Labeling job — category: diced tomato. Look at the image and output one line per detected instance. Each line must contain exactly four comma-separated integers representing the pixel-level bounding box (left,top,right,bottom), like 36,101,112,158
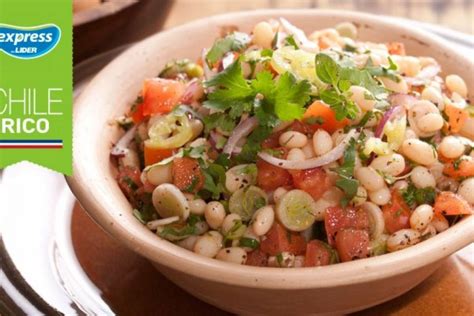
444,103,468,134
335,229,370,262
434,191,473,216
262,132,282,149
382,190,411,234
303,101,349,134
256,159,292,191
245,249,268,267
130,103,145,123
291,167,334,200
141,78,185,116
304,240,335,267
443,158,474,179
288,120,312,135
171,157,204,193
325,206,369,246
117,166,142,200
386,42,406,55
260,223,307,256
144,145,174,166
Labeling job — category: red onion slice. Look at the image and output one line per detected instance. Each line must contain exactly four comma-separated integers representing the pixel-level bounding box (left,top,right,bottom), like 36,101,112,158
111,126,137,157
257,129,358,170
223,116,258,155
374,105,404,138
181,79,203,105
279,18,318,53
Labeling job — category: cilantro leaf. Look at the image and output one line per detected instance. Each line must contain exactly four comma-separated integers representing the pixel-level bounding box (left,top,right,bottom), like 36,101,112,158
273,73,311,121
236,125,272,163
206,32,251,66
202,112,236,134
199,163,227,200
204,59,253,111
315,53,340,85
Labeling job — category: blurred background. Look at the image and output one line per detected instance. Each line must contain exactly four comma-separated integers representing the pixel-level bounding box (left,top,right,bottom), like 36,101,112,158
73,0,474,63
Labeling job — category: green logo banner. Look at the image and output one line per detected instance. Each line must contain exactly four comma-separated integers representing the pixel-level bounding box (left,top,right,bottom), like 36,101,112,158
0,0,72,174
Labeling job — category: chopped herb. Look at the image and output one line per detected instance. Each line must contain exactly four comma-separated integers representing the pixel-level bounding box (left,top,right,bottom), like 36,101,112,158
401,184,436,207
261,48,273,57
130,95,143,113
224,219,245,241
239,237,260,250
276,253,284,266
355,110,374,128
236,125,272,163
284,35,299,49
123,176,139,190
187,214,203,226
334,138,359,206
206,32,251,66
199,163,227,200
305,115,325,125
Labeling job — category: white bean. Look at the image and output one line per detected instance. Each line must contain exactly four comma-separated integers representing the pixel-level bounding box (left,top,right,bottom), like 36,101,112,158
429,161,445,182
379,75,408,94
279,131,308,148
194,221,209,235
204,201,226,229
387,229,421,252
189,199,206,215
370,153,406,176
313,129,334,156
410,166,436,189
431,214,449,233
120,149,140,168
355,167,385,191
301,142,316,159
152,184,190,220
273,187,288,204
287,148,306,161
216,247,247,265
421,224,437,239
368,186,391,206
335,22,357,39
445,74,468,99
177,235,198,251
393,180,409,191
146,164,173,186
401,139,438,166
392,56,421,77
458,178,474,204
421,86,444,109
438,136,465,159
410,204,434,231
252,21,274,48
252,206,275,236
225,164,255,193
416,113,444,133
349,86,376,111
193,235,221,258
459,117,474,140
207,231,224,248
221,214,242,235
352,186,368,206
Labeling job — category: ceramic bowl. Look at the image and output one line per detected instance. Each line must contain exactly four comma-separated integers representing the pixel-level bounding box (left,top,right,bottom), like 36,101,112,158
67,10,474,315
